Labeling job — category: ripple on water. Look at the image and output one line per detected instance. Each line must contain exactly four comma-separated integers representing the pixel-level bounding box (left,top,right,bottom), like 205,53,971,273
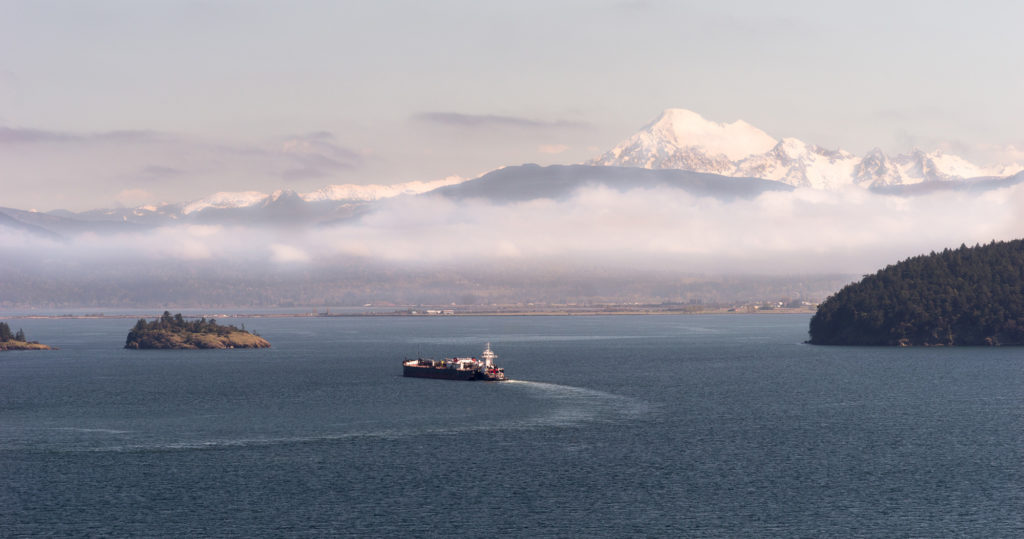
10,380,650,454
501,379,651,428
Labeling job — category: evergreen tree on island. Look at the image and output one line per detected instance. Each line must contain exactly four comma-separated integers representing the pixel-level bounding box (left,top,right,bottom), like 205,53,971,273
808,239,1024,346
0,322,52,350
125,311,270,349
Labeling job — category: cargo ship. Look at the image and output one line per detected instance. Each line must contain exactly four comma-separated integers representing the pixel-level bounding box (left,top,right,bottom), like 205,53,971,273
402,343,506,381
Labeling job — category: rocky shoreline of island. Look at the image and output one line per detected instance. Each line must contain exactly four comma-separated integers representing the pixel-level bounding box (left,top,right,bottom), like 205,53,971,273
125,312,271,350
0,340,54,351
0,321,54,351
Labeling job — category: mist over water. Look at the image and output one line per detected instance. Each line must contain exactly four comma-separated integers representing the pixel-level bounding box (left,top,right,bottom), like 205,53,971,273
12,184,1024,270
3,182,1023,306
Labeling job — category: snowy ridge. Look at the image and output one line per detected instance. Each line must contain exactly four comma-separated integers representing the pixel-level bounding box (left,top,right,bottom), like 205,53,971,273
301,176,465,202
591,109,1024,189
182,191,269,215
179,176,467,215
735,138,859,190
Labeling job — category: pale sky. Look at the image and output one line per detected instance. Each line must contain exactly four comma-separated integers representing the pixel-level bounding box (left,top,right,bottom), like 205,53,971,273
2,0,1023,211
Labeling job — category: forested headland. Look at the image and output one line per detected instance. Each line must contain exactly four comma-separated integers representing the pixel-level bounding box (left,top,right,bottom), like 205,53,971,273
0,321,53,350
125,311,271,349
809,239,1024,346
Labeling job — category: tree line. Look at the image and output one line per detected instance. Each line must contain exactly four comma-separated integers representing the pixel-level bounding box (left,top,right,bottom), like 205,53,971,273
809,239,1024,346
0,322,27,342
128,311,242,337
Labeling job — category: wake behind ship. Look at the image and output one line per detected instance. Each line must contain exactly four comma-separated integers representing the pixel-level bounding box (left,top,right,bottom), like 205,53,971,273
403,343,506,381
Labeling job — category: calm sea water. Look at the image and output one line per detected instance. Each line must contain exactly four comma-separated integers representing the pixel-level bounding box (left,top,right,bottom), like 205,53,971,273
1,314,1022,536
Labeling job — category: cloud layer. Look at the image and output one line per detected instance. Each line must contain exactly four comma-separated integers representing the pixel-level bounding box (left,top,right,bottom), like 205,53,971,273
316,184,1024,274
7,182,1024,279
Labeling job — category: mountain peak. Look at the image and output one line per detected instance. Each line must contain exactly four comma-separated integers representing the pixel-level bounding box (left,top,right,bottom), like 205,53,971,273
591,108,1024,190
646,108,715,132
643,109,778,161
590,109,778,171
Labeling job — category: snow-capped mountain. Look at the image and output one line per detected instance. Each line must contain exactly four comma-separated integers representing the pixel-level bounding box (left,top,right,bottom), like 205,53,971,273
7,108,1023,240
0,176,472,234
852,148,902,187
595,109,776,173
591,109,1023,189
735,138,859,190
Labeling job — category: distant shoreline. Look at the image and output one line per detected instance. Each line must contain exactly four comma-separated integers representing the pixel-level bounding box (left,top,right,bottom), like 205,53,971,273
2,307,816,320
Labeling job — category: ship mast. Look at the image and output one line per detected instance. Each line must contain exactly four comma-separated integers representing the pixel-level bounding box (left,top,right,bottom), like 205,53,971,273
482,342,497,368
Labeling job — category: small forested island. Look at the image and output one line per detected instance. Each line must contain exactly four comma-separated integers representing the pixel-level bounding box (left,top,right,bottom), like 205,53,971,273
0,321,53,351
125,311,271,349
809,239,1024,346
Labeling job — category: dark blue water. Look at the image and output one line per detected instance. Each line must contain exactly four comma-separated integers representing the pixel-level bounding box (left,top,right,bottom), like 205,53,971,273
2,315,1022,536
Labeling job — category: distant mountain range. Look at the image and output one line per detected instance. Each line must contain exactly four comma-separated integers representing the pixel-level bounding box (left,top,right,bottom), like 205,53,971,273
5,108,1023,308
0,177,463,237
590,109,1024,189
3,107,1023,239
0,165,795,238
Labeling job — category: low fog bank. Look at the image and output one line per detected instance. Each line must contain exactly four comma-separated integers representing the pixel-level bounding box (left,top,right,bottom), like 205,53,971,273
1,182,1021,308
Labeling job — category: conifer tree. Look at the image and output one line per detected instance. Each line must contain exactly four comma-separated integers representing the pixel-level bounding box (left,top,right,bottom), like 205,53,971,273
809,239,1024,346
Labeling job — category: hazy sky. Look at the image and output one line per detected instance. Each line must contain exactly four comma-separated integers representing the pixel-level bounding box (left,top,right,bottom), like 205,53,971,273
2,0,1023,211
